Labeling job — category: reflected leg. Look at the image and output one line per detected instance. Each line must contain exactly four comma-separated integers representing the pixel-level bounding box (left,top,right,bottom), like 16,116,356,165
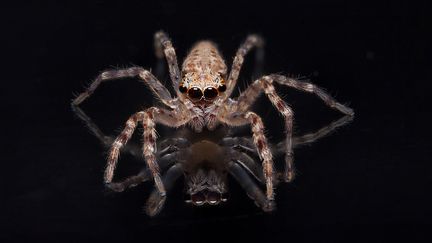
228,162,275,212
106,151,183,192
145,163,184,217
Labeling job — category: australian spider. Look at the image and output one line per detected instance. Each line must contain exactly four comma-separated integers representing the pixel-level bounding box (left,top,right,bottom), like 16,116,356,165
72,31,354,211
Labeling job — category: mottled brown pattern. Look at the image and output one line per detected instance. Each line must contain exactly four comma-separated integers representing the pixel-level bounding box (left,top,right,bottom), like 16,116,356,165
72,31,354,212
182,41,227,75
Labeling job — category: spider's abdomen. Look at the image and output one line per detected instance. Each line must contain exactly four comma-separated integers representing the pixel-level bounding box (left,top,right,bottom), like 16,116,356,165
182,41,227,76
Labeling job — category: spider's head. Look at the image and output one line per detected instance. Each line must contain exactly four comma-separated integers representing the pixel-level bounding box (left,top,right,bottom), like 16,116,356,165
185,169,228,206
179,71,227,103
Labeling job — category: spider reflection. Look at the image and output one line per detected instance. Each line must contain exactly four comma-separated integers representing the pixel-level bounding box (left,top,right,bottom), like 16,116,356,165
72,106,352,216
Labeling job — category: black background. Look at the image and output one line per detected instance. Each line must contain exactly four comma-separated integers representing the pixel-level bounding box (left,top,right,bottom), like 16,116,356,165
2,1,431,242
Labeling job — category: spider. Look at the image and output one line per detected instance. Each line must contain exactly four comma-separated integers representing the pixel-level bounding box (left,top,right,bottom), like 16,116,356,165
72,31,354,209
72,105,352,216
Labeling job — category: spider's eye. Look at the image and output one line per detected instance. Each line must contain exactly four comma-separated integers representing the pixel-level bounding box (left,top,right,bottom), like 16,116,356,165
179,85,187,93
206,191,221,205
204,87,218,100
218,84,227,92
188,87,203,100
191,191,206,206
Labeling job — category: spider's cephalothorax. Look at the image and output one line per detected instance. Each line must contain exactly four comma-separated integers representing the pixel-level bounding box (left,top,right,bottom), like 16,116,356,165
72,31,354,214
179,41,228,103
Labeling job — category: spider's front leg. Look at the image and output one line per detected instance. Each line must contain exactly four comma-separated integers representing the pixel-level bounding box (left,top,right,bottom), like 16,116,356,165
220,111,275,200
72,67,176,109
153,31,182,97
106,107,187,196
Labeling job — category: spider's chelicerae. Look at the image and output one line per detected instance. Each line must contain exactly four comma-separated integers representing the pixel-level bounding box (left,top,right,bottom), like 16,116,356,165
72,31,354,212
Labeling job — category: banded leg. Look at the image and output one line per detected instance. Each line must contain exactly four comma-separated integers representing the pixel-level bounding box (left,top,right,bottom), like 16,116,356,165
225,34,265,97
107,107,187,196
270,74,354,115
208,35,265,121
106,151,183,192
145,163,184,217
233,74,354,116
228,161,275,212
154,31,182,96
221,111,275,200
72,67,174,108
105,111,145,184
232,75,354,181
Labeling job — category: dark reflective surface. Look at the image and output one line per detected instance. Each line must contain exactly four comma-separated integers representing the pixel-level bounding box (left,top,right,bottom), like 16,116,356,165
3,1,431,242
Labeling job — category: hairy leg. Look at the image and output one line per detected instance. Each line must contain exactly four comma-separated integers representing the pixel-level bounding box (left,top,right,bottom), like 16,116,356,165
234,74,354,116
231,75,354,182
154,31,182,97
228,161,275,212
105,111,145,183
207,35,265,125
72,67,175,108
145,163,184,217
220,111,275,200
226,34,265,97
106,107,188,196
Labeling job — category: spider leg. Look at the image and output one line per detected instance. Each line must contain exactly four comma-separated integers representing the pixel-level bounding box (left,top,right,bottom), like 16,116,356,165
233,74,354,116
271,74,354,115
72,67,175,108
107,107,188,196
72,105,143,158
225,34,265,97
220,111,275,200
226,147,265,183
145,163,184,217
231,75,354,182
228,161,275,212
279,114,354,150
105,111,145,183
106,150,183,192
207,35,264,123
154,31,182,97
